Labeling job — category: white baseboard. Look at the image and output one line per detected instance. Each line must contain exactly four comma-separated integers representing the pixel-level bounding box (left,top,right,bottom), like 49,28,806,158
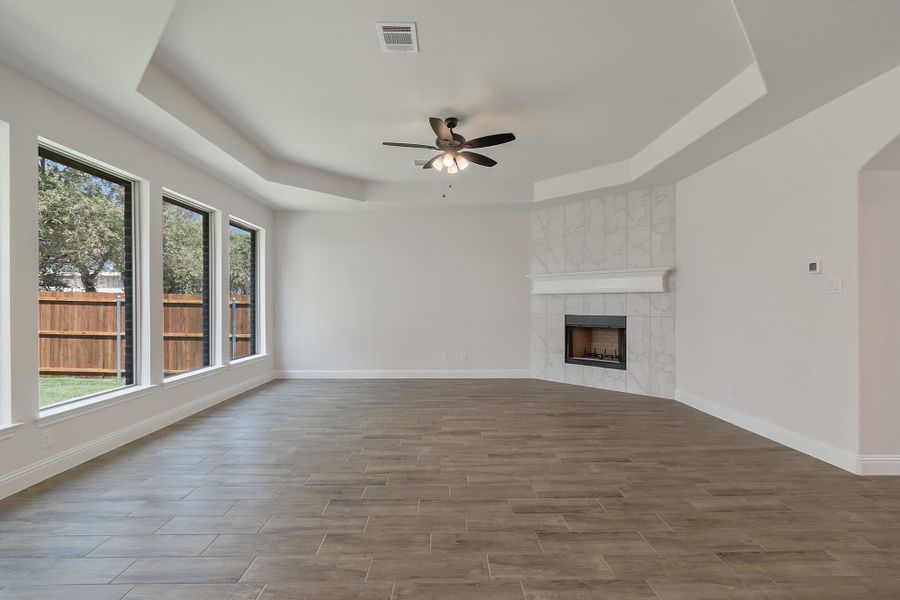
277,369,532,379
674,389,864,475
0,371,275,501
857,454,900,476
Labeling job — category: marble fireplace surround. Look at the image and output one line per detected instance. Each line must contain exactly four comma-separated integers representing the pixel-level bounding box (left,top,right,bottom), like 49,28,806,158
530,185,676,399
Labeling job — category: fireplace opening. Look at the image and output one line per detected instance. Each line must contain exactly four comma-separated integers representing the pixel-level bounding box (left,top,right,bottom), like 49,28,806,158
565,315,626,370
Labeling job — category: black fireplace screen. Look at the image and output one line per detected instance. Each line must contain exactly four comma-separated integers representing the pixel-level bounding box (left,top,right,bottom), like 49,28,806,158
564,314,626,370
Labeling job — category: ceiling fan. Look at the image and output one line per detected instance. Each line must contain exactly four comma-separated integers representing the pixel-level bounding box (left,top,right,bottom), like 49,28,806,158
383,117,516,173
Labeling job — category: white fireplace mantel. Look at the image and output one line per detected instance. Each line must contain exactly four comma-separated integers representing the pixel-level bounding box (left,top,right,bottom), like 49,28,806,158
528,267,671,295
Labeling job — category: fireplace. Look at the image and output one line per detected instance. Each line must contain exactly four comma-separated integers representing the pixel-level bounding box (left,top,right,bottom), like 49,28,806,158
565,315,626,370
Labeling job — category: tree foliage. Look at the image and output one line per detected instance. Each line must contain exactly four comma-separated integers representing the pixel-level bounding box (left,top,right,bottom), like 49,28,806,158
162,202,205,294
38,157,125,292
38,156,254,297
230,226,253,295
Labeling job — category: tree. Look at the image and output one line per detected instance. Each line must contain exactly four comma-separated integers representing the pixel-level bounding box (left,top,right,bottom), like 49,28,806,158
230,227,253,295
162,203,204,294
38,157,125,292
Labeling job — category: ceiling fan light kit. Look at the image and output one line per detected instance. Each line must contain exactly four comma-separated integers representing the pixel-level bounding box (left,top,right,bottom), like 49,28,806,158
383,117,515,174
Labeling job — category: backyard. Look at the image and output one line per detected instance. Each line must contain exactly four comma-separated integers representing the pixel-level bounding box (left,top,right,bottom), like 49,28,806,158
39,377,124,408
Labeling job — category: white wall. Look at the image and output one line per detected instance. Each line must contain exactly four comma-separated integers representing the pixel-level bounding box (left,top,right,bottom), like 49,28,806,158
0,62,276,499
275,209,530,376
676,63,900,472
859,170,900,459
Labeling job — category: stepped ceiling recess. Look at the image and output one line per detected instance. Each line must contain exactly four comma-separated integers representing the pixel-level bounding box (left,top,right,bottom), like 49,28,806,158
2,1,900,209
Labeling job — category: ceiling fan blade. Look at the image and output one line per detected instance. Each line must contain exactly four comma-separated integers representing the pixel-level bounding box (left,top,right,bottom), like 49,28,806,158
383,142,438,150
429,117,453,142
464,132,516,149
423,154,444,169
459,151,497,167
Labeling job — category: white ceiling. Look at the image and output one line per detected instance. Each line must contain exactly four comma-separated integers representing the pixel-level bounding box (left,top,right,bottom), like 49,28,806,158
154,0,753,184
1,1,900,209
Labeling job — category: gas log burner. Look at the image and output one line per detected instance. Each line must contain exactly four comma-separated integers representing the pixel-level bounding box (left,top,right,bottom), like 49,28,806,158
564,315,626,370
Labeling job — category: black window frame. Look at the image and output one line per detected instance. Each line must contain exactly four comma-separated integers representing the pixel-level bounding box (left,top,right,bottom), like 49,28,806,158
229,221,257,360
162,195,212,375
37,146,136,400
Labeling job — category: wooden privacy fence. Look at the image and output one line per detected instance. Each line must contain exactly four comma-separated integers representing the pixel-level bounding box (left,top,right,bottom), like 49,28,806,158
39,291,252,377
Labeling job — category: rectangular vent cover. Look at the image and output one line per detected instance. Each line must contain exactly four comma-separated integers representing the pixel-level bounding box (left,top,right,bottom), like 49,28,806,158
377,22,418,53
413,159,430,167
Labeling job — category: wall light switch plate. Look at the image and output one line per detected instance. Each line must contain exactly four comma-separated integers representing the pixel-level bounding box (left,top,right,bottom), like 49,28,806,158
828,277,843,293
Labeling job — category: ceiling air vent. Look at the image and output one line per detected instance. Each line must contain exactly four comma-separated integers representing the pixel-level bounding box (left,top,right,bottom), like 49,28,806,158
376,22,418,53
413,159,430,167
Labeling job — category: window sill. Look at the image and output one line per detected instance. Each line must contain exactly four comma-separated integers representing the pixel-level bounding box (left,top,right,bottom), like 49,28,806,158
228,353,270,369
0,422,23,441
37,384,156,428
163,365,226,389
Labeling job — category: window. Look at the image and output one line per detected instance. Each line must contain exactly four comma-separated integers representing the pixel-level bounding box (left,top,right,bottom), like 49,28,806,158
38,147,134,408
163,197,211,377
229,221,257,360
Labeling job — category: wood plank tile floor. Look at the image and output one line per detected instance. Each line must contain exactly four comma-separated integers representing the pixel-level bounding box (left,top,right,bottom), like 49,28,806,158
1,378,899,599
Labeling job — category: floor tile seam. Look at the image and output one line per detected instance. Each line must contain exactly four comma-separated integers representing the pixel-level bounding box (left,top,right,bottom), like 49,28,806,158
364,555,374,582
233,554,258,585
635,530,659,554
741,531,777,552
197,533,220,557
256,515,273,535
586,547,617,580
108,557,140,585
313,533,327,557
252,582,267,600
643,576,665,600
176,486,199,501
74,534,114,557
150,516,175,535
534,530,546,555
838,529,884,551
652,511,676,532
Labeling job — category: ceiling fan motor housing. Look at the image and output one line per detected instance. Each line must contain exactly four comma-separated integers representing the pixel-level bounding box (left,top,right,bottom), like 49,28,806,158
437,133,466,150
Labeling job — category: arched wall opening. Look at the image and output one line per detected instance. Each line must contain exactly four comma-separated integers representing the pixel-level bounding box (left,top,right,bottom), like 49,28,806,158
859,135,900,464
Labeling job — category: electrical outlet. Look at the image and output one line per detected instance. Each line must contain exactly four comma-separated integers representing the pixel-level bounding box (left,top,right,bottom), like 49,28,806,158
40,429,52,449
441,352,448,361
460,351,468,361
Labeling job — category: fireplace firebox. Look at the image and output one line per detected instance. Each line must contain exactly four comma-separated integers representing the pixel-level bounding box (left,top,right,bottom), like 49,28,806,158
565,315,626,370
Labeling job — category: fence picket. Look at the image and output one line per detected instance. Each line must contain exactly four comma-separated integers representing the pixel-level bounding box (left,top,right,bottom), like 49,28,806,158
39,291,251,376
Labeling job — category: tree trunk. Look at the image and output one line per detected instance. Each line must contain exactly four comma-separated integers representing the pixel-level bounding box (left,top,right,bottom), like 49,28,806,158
80,269,98,293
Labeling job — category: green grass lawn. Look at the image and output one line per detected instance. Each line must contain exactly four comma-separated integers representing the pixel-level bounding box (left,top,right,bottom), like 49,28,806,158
39,377,124,408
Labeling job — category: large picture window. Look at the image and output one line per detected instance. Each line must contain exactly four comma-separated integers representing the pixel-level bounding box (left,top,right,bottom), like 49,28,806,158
38,147,134,408
163,197,211,376
229,221,257,360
